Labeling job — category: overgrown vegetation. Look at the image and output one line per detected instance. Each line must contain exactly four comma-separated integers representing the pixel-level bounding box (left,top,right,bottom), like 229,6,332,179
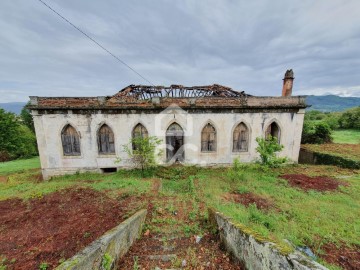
2,156,359,269
255,136,286,167
198,164,359,269
123,136,162,177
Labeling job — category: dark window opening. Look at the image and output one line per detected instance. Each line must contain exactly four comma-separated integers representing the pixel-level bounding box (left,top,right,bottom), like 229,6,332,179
166,123,184,162
101,167,117,173
265,122,280,142
201,123,216,152
61,124,81,156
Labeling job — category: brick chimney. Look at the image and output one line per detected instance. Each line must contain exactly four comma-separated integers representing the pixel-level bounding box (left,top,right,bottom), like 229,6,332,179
282,69,294,96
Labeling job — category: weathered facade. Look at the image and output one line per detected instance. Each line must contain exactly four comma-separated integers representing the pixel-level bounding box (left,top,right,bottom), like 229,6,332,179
29,70,306,180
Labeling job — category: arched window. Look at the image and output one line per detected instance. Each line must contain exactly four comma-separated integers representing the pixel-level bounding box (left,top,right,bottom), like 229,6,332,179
166,123,184,161
265,122,280,142
98,124,115,154
201,123,216,152
233,123,249,152
61,124,81,156
132,123,148,139
132,123,148,150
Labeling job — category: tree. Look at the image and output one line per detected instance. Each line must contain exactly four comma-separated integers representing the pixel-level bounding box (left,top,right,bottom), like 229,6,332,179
301,122,332,144
0,108,37,161
255,136,286,167
20,102,35,132
123,136,162,177
338,107,360,130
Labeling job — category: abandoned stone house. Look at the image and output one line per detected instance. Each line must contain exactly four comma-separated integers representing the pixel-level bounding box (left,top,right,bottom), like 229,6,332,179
29,70,306,180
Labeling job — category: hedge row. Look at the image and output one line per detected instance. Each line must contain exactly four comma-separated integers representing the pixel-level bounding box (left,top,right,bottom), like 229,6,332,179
313,152,360,169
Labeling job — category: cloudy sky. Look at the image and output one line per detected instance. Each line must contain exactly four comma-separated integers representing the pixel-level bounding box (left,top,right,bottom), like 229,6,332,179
1,0,360,102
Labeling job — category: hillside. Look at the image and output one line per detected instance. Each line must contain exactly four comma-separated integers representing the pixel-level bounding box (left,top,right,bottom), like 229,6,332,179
306,95,360,112
0,102,26,114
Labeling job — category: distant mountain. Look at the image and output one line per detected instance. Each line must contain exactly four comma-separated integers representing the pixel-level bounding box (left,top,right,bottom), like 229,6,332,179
305,95,360,112
0,102,27,114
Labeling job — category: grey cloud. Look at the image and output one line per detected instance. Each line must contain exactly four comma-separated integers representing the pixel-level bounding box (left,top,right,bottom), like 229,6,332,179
0,0,360,102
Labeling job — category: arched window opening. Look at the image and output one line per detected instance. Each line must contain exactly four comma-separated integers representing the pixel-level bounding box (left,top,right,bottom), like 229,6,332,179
166,123,184,161
201,123,216,152
61,125,81,156
98,124,115,154
265,122,280,142
233,123,249,152
132,123,148,150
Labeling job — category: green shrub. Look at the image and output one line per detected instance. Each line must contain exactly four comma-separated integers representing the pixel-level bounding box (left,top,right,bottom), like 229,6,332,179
123,136,162,177
255,136,286,167
338,107,360,130
301,122,332,144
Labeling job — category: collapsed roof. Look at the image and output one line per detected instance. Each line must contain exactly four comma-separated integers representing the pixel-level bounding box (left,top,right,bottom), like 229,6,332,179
28,84,307,111
114,84,247,100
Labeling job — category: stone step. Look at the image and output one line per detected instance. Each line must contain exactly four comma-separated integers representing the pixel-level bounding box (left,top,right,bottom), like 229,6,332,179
137,244,176,252
134,254,177,262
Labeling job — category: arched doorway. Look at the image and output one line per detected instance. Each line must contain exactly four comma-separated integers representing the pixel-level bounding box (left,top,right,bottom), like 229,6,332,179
166,123,184,162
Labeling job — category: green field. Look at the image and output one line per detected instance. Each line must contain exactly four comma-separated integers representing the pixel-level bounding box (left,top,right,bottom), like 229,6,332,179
1,159,359,269
0,157,40,175
332,129,360,144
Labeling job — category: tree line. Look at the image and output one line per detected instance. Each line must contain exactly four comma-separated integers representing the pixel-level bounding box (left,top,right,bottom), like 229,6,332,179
0,103,37,161
301,106,360,144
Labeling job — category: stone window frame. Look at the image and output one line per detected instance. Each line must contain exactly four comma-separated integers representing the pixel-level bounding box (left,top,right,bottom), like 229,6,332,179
61,124,81,156
201,122,217,152
232,122,249,152
265,121,281,143
132,123,149,150
97,124,116,155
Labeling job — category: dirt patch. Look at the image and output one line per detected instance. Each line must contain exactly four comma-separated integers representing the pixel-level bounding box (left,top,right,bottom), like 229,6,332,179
280,174,347,192
0,188,139,270
225,192,274,211
0,175,7,183
119,234,241,269
319,243,360,270
118,194,241,269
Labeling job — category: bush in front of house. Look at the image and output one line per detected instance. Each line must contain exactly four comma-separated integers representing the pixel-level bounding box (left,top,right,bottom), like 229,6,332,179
255,136,287,167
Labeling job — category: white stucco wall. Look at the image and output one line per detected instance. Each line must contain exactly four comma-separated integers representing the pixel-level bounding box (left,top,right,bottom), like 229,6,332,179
32,108,305,179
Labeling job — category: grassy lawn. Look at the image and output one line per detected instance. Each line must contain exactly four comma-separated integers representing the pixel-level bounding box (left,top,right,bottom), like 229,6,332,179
197,165,359,242
1,158,359,269
0,156,40,175
0,167,150,201
332,129,360,144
